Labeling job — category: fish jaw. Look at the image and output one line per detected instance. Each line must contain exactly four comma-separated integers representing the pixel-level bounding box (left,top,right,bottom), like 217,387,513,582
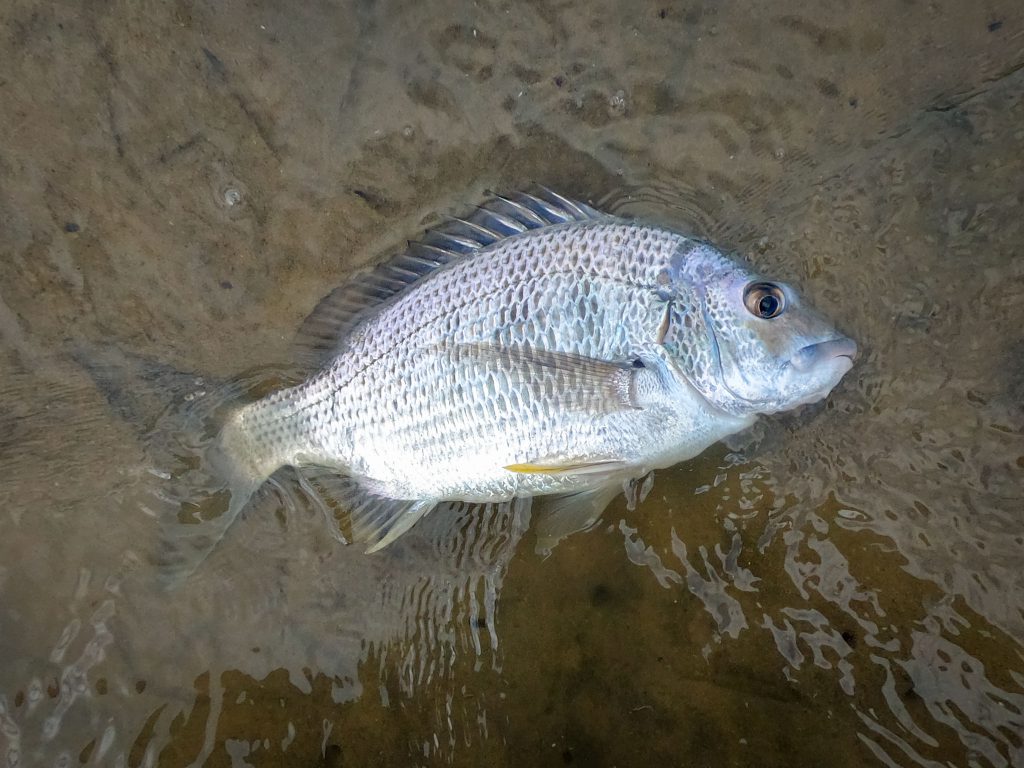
781,343,857,409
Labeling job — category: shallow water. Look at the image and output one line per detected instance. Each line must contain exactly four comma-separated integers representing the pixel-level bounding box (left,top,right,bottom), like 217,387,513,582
2,0,1023,765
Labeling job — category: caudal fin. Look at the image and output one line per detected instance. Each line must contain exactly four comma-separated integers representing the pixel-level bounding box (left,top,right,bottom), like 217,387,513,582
66,341,293,587
154,483,260,589
144,372,290,589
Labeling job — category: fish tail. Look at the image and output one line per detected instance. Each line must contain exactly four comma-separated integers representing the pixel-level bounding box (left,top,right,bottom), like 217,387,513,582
211,406,276,489
156,478,260,589
150,383,289,589
65,339,299,586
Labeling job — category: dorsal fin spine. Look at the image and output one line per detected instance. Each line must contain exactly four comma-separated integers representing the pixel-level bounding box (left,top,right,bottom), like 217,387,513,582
473,207,527,234
451,217,501,242
493,195,548,226
293,188,607,370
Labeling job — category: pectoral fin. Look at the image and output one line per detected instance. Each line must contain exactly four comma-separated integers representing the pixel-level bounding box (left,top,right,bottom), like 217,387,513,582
451,343,643,414
534,483,623,556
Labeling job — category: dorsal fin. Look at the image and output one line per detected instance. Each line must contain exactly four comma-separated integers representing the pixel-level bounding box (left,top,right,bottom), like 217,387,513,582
294,188,605,369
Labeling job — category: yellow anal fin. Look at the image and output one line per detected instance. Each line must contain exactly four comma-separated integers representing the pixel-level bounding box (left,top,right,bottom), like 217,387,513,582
504,459,628,476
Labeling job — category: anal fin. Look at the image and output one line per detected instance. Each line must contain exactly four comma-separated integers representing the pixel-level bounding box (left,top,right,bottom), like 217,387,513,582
300,468,438,553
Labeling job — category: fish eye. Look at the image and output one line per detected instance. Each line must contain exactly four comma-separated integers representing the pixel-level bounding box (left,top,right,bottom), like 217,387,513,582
743,282,786,319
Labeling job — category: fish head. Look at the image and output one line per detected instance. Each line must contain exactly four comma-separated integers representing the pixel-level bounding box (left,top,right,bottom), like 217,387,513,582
659,243,857,416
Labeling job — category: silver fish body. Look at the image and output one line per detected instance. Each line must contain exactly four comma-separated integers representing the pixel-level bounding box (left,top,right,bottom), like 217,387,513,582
215,190,855,552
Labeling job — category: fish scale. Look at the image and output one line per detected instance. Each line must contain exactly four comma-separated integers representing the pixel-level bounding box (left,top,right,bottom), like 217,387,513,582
327,229,675,469
204,188,855,560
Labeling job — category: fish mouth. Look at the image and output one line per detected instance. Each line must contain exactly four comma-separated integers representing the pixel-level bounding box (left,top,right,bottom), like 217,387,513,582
790,337,859,372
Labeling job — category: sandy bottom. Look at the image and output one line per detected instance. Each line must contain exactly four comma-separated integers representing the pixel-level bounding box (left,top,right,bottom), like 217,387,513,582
1,0,1022,765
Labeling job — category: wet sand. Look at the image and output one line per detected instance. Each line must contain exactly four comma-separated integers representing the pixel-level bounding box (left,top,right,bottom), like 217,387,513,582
1,0,1023,765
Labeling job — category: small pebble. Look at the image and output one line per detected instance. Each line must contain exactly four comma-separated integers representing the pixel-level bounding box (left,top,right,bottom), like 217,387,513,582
608,89,627,117
64,222,80,233
223,187,242,207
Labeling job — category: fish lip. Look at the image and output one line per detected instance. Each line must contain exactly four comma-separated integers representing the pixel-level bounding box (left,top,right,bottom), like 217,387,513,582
790,337,859,372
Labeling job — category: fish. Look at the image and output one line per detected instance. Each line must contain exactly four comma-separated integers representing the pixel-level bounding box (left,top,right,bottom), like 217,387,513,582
181,188,856,572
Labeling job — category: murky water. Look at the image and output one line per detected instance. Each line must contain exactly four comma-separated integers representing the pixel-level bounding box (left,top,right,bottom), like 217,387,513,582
2,0,1023,765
